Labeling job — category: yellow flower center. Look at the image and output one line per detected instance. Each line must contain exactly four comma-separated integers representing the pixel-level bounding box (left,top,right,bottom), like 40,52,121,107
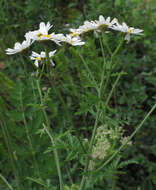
37,33,43,39
128,28,133,33
62,37,66,41
98,24,108,31
86,26,89,31
36,57,41,60
72,32,78,37
70,40,73,44
43,34,51,38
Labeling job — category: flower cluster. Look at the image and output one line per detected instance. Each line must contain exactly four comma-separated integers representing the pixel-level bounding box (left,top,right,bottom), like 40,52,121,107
6,22,86,66
6,15,143,67
89,125,132,170
69,15,143,41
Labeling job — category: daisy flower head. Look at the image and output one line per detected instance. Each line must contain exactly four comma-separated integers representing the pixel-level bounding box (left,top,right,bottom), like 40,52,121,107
78,20,98,35
25,22,53,41
63,35,85,46
50,33,66,45
95,15,118,31
69,28,83,38
30,50,57,67
6,35,33,55
111,22,143,42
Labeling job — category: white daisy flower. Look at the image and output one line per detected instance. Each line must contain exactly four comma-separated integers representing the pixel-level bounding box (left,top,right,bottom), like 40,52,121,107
69,28,83,38
25,22,64,45
25,22,53,41
78,21,98,34
30,50,56,67
50,33,65,45
62,35,85,46
95,15,118,30
6,36,33,55
111,22,143,42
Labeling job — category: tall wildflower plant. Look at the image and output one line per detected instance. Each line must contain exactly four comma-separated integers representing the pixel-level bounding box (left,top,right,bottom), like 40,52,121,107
5,15,156,189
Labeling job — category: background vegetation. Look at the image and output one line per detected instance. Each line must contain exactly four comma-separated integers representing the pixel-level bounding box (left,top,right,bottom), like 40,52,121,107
0,0,156,189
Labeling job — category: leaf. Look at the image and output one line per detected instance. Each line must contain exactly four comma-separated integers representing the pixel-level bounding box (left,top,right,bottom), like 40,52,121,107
27,177,51,189
7,111,23,122
118,159,139,169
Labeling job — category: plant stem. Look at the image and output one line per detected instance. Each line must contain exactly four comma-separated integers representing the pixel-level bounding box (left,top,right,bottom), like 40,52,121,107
36,79,64,190
103,39,123,93
44,69,87,154
0,173,14,190
19,89,40,178
43,123,64,190
79,105,101,189
102,33,112,56
112,177,116,190
0,120,21,190
102,71,123,121
79,53,98,90
79,39,106,189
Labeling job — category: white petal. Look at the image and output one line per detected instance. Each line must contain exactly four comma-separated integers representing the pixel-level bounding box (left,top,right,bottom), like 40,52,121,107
40,52,46,58
39,22,48,34
14,42,21,49
122,22,128,31
39,22,45,29
34,60,39,67
106,17,110,23
33,51,40,57
50,59,55,66
125,34,130,42
99,15,105,22
30,56,36,60
49,50,57,57
46,22,53,30
111,18,118,25
6,48,17,55
133,29,143,34
73,41,85,46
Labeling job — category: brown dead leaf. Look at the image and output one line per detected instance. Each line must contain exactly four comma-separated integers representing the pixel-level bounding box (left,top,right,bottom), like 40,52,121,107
0,62,5,70
145,0,150,3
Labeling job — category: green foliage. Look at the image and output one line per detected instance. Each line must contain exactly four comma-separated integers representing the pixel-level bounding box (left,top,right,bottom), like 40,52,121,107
0,0,156,189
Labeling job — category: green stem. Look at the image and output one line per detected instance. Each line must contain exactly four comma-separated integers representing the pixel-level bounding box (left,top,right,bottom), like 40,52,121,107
112,177,116,190
103,39,123,93
98,36,106,97
79,105,101,189
102,33,112,56
105,72,123,107
43,123,63,190
45,48,51,75
0,173,14,190
19,90,40,178
79,39,106,189
44,70,87,154
0,120,21,190
96,102,156,172
27,177,52,190
36,79,64,190
79,53,98,90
